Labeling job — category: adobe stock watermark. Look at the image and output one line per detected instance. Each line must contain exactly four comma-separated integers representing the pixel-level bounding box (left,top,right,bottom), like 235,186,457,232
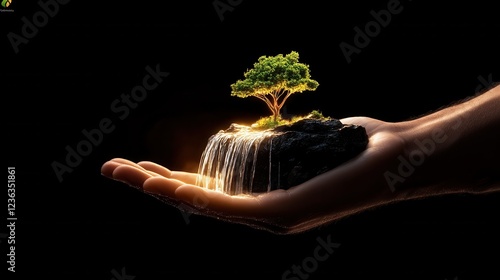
340,0,412,64
7,0,70,54
213,0,243,22
51,64,169,182
384,123,456,192
178,191,209,225
282,234,340,280
384,73,494,192
475,73,495,94
111,267,135,280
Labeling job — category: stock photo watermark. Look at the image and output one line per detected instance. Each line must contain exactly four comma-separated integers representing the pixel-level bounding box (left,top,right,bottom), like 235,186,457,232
384,73,495,192
282,234,340,280
384,124,454,192
340,0,412,64
178,192,209,225
51,64,169,182
213,0,243,22
7,0,70,54
475,73,494,94
111,267,135,280
6,167,17,273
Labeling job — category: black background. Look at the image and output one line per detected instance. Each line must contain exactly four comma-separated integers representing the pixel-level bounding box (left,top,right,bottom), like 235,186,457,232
3,0,499,279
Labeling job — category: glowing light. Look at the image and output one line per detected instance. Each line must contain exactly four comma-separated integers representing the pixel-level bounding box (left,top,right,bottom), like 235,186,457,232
196,124,279,195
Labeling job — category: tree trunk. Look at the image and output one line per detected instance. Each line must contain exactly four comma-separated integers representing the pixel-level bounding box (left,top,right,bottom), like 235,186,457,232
272,106,280,122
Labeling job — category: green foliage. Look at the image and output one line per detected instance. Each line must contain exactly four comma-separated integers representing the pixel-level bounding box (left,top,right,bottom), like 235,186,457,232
253,110,330,130
231,51,319,121
307,109,329,120
252,116,288,130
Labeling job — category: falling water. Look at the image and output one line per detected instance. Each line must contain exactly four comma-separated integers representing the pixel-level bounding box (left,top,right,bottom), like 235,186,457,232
196,124,278,195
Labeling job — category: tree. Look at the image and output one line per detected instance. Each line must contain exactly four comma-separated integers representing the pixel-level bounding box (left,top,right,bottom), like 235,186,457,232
231,51,319,121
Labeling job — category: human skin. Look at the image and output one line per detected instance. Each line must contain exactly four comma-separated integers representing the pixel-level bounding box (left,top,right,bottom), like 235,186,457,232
101,85,500,234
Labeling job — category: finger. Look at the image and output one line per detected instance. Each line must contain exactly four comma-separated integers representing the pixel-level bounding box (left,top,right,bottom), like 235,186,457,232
136,161,199,184
109,158,155,174
101,160,122,177
102,158,148,178
146,171,163,177
174,185,284,218
170,171,199,185
109,158,145,168
143,176,186,197
339,116,368,124
340,116,382,134
111,164,153,188
137,161,172,177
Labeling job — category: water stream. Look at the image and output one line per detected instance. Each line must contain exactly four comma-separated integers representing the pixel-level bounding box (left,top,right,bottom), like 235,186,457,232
196,125,278,195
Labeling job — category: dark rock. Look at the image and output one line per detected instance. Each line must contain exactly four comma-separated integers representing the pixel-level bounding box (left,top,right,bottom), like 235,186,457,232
199,118,368,194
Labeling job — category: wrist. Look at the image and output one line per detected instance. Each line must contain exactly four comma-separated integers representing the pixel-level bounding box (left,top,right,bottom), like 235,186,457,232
393,87,500,199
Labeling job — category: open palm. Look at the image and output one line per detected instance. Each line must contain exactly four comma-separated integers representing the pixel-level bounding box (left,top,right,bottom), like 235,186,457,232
101,117,406,234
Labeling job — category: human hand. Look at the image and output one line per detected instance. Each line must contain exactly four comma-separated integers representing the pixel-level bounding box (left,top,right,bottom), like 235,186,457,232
102,86,500,234
101,117,408,234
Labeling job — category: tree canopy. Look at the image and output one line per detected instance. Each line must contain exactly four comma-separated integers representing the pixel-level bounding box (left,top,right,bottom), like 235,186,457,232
231,51,319,121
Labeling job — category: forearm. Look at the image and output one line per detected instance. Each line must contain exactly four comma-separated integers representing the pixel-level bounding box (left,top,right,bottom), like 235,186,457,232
397,85,500,198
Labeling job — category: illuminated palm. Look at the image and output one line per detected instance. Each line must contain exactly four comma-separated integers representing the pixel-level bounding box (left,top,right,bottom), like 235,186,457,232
101,117,406,234
101,86,500,234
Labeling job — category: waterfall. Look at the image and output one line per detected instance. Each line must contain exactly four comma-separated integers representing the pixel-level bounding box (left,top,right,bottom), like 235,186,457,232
196,125,278,195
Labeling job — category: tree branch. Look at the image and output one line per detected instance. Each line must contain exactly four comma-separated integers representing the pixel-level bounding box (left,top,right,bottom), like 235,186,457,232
278,91,294,112
254,94,275,115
